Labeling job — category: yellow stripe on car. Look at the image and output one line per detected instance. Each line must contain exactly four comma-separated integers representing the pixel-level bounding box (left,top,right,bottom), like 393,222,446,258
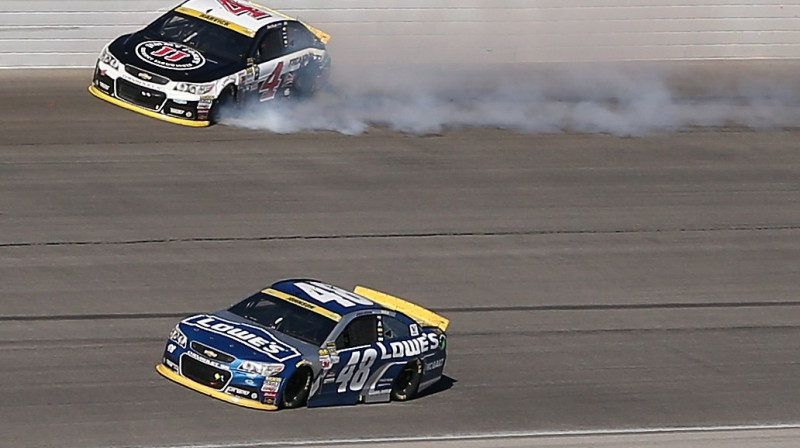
264,288,343,322
176,6,257,38
155,364,278,411
88,86,211,127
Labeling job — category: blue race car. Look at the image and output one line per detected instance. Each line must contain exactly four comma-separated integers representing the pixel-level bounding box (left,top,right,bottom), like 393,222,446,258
156,279,449,410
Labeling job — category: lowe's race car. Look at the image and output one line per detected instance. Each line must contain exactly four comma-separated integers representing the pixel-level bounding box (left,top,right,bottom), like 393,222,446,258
157,280,449,410
90,0,331,127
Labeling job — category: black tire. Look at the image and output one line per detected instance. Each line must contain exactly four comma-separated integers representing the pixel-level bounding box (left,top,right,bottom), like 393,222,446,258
279,368,312,409
292,69,317,98
391,359,422,401
294,57,330,98
210,88,235,124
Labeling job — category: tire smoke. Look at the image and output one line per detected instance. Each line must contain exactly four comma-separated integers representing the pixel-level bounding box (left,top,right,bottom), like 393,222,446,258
222,61,800,136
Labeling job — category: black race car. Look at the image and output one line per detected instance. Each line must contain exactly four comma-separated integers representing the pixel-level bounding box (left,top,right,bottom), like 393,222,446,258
90,0,331,126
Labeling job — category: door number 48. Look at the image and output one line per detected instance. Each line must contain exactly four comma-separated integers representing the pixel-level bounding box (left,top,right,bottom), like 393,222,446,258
336,348,377,393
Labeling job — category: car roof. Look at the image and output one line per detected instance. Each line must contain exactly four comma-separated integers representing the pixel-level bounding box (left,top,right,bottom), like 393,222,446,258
177,0,293,37
267,279,385,318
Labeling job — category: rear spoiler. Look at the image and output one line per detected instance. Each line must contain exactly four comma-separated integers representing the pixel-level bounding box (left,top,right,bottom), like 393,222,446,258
303,22,331,44
354,286,449,332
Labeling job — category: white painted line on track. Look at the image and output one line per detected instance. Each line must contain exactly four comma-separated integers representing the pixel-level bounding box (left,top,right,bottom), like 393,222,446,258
123,424,800,448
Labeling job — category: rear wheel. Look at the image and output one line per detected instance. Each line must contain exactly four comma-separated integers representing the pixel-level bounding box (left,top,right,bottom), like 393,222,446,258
294,57,330,98
280,368,312,409
391,359,422,401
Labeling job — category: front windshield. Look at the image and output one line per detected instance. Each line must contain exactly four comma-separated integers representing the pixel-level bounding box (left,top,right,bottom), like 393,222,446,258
228,292,337,346
144,11,252,62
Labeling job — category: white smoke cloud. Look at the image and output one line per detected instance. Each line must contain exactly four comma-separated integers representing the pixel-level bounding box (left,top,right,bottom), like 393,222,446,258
221,62,800,136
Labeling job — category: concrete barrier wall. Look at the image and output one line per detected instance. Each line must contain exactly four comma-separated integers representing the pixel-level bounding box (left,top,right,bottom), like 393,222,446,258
2,0,799,67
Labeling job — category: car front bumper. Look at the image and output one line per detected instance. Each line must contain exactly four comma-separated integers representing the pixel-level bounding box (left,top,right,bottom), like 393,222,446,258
90,62,212,127
156,364,278,411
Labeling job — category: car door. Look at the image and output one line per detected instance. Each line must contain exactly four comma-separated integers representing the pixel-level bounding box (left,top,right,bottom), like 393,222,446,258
309,314,383,406
253,24,290,102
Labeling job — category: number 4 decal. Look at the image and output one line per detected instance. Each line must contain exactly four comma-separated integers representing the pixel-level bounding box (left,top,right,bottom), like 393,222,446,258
336,349,377,393
296,281,374,308
259,62,283,101
218,0,271,20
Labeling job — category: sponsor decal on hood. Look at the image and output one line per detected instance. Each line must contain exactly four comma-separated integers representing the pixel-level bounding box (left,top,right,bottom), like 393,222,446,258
110,33,247,83
136,41,206,71
182,314,300,362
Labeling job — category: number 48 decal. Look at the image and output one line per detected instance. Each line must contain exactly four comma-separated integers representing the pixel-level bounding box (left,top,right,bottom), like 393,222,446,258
336,348,377,393
296,281,374,308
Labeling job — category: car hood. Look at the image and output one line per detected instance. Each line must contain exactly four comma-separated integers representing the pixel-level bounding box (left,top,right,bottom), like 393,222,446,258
178,312,318,364
109,33,246,83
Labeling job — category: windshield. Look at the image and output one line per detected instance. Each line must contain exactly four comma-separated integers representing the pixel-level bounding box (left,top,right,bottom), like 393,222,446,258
144,11,252,62
228,292,337,346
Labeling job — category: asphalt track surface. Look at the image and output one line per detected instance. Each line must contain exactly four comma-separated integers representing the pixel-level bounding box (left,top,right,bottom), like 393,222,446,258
2,71,800,448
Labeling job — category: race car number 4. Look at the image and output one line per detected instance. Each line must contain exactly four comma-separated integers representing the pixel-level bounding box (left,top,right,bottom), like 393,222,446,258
297,281,374,308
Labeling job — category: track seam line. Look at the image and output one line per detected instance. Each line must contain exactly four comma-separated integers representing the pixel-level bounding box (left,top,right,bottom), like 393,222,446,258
2,224,799,248
6,299,800,323
5,300,800,322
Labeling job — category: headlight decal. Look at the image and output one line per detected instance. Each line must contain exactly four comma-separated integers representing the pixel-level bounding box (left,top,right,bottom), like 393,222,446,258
100,47,120,70
174,82,215,95
238,360,284,377
169,325,188,348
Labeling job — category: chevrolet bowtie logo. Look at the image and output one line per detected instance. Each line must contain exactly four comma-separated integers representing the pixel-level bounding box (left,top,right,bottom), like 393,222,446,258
138,72,153,81
204,349,218,358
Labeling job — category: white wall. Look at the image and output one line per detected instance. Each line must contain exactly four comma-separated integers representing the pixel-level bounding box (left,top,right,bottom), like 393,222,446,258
2,0,800,68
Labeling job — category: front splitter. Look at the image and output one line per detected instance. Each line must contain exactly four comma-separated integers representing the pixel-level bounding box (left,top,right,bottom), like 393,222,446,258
89,85,211,128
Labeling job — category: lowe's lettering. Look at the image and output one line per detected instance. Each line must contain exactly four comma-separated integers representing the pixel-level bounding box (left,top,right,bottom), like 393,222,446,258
183,315,300,361
378,333,440,360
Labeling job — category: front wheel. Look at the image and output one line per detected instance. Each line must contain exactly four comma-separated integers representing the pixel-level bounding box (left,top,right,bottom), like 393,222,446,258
280,368,312,409
391,359,422,401
209,88,235,124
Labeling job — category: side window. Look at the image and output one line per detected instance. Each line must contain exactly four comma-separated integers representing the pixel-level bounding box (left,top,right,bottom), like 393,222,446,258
256,27,286,63
381,315,412,341
336,316,378,349
286,22,317,53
